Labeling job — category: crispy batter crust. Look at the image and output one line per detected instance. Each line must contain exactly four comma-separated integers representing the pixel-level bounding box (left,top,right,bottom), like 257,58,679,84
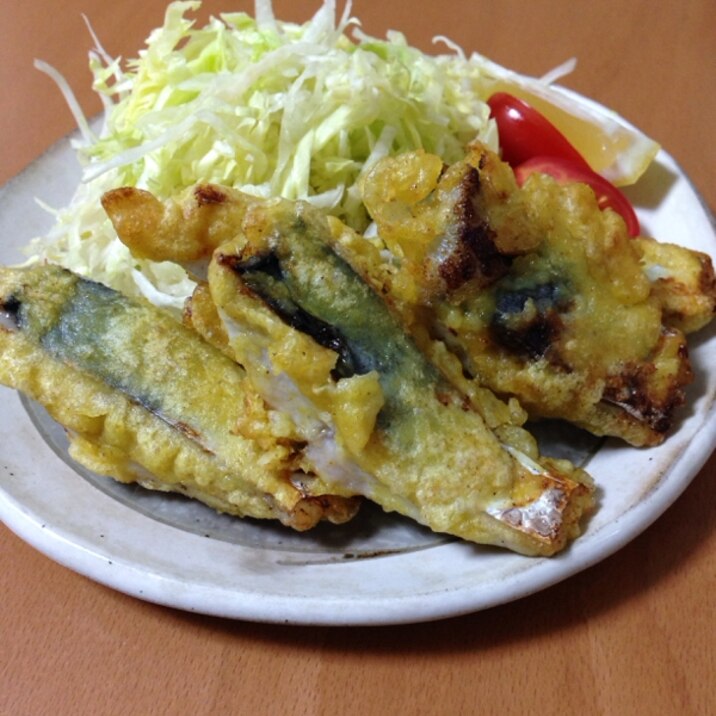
0,264,360,530
358,144,716,446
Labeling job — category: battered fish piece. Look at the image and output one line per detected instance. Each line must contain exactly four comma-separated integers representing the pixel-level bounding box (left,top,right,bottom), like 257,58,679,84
208,198,594,556
0,264,359,530
104,183,596,555
358,145,716,446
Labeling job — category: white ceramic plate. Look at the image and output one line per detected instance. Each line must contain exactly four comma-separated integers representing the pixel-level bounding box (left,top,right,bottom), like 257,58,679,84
1,110,715,626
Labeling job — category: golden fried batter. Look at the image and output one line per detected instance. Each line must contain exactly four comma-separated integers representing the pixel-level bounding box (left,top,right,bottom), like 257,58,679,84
205,197,594,555
101,184,260,263
358,144,715,446
0,265,360,530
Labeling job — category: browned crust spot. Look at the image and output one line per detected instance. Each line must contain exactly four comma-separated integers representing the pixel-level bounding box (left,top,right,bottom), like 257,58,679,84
698,253,716,312
602,333,692,435
437,166,510,293
194,184,228,206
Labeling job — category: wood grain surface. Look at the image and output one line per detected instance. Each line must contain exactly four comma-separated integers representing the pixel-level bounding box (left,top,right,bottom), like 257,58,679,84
1,2,714,714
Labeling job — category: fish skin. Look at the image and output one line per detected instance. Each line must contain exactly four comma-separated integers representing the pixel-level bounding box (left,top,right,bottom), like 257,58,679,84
0,264,360,530
208,198,595,556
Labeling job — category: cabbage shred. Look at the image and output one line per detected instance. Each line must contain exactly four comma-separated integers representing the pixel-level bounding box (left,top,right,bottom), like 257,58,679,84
30,0,501,309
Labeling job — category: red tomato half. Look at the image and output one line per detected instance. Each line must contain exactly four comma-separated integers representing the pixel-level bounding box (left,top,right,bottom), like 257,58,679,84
514,156,641,237
487,92,591,171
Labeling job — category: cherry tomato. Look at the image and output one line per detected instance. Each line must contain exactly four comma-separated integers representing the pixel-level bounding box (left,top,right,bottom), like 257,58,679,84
488,92,591,171
514,156,641,237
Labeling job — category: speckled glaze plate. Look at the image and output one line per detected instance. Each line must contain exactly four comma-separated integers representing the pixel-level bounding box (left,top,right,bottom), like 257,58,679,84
1,98,715,625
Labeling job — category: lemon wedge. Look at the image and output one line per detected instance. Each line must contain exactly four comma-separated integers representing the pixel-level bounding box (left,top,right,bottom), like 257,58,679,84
474,57,661,186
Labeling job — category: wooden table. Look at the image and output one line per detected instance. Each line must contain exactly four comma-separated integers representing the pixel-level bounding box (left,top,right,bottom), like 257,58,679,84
2,1,714,713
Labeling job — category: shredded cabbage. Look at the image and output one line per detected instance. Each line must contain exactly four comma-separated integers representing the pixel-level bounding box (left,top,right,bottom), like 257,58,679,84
28,0,520,309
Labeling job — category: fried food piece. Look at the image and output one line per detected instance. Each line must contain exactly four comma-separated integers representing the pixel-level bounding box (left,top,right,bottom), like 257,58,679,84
636,236,716,333
182,280,233,358
101,184,261,263
358,145,716,446
205,197,594,556
0,264,360,530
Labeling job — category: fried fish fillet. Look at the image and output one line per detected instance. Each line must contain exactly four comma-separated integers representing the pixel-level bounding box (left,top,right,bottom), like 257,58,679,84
105,185,594,555
357,145,716,446
0,264,359,530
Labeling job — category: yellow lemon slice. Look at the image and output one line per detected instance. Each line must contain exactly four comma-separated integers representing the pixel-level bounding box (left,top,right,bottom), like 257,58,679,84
476,58,661,186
